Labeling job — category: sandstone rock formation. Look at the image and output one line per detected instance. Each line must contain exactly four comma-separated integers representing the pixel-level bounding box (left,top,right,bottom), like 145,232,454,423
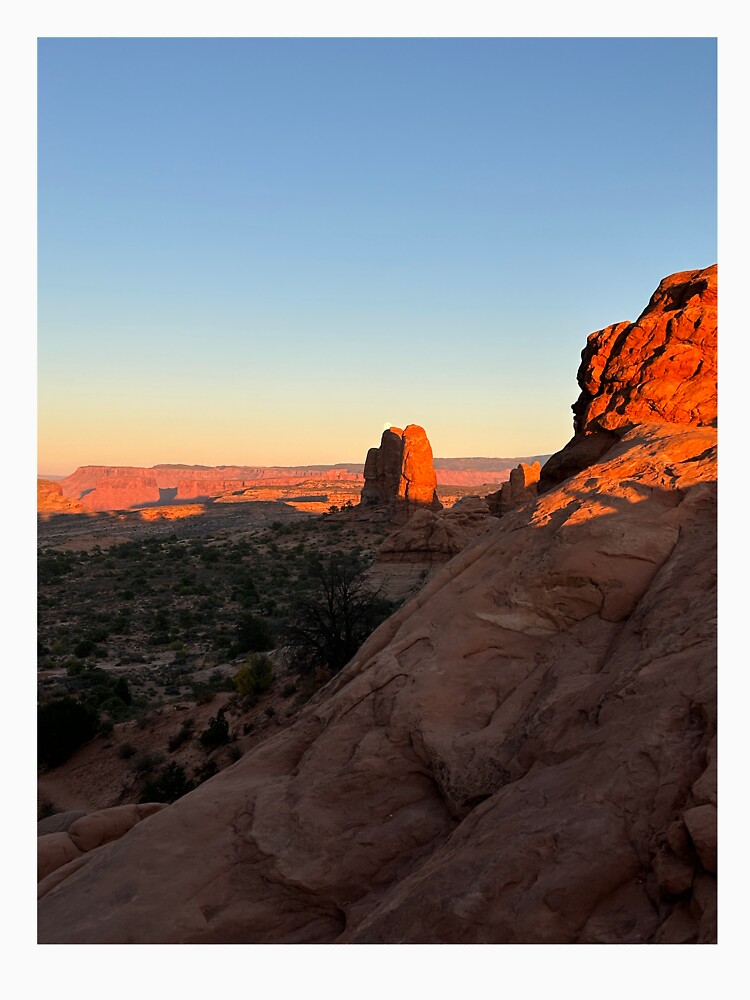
37,480,85,517
377,498,494,564
38,803,167,894
48,461,544,514
58,465,363,513
541,264,717,491
486,461,541,517
360,425,442,522
37,266,717,944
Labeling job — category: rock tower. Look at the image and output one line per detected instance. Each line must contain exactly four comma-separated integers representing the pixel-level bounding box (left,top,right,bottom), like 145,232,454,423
360,424,442,522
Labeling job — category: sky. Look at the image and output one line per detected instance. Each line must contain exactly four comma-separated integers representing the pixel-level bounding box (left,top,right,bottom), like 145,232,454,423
18,4,744,990
37,36,717,474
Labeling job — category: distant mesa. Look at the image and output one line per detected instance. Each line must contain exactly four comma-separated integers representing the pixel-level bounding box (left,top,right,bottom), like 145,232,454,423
360,424,443,522
54,464,365,514
541,264,717,491
41,457,550,516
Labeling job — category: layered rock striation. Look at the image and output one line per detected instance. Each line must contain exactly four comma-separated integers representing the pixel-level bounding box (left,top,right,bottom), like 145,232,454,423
58,465,364,513
37,266,717,944
360,425,442,522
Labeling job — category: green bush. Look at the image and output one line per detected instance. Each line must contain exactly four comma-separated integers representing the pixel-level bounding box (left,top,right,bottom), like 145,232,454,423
38,697,100,768
234,613,274,654
99,695,129,719
195,758,219,782
113,677,132,705
141,762,195,803
74,638,96,658
199,709,229,751
131,750,164,775
234,654,274,697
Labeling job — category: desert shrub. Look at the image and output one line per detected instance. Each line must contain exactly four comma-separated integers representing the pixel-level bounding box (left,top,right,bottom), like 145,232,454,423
131,750,164,775
118,742,137,759
282,682,297,698
208,669,236,692
38,550,78,585
234,654,274,697
191,683,216,705
99,696,130,721
284,554,394,675
231,573,260,608
167,718,195,752
140,762,195,803
199,709,230,751
195,758,219,782
227,744,242,763
113,677,132,705
234,613,274,654
38,697,100,768
111,613,132,632
73,638,96,658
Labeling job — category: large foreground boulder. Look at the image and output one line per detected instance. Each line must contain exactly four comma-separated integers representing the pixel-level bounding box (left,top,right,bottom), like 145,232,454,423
37,266,717,944
37,421,716,943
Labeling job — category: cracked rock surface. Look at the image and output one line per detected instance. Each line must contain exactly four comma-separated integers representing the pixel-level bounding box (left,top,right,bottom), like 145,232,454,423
37,424,716,943
37,266,717,944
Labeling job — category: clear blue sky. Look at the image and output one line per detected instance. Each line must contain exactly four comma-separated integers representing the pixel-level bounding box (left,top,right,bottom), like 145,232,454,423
37,37,717,474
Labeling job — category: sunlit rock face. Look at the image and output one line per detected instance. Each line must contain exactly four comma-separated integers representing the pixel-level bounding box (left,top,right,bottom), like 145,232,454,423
360,424,442,522
58,464,365,513
541,264,717,491
485,461,541,517
37,480,85,517
38,267,716,945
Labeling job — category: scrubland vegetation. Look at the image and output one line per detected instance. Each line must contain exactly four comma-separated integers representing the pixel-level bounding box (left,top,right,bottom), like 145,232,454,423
37,512,398,805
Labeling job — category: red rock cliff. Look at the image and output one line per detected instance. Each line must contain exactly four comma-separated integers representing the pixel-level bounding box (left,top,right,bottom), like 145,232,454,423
541,264,717,490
